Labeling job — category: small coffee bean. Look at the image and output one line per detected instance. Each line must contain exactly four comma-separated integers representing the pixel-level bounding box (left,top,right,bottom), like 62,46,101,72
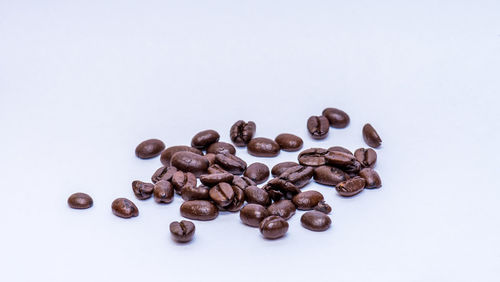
200,172,234,186
313,166,349,186
67,193,93,209
191,129,220,150
307,116,329,140
358,168,382,189
240,204,269,227
204,153,216,166
232,175,256,190
314,201,332,214
274,133,303,152
224,186,245,212
267,200,296,220
209,182,235,207
298,148,329,166
111,198,139,218
151,166,178,183
214,153,247,175
247,137,280,157
135,139,165,159
131,180,154,200
153,180,174,204
259,215,288,239
271,162,299,177
230,120,256,147
301,211,331,231
322,108,350,128
170,220,195,243
336,177,366,197
362,123,382,148
328,146,353,155
171,151,209,177
278,165,314,188
180,200,219,221
207,164,228,174
292,190,324,210
181,184,210,201
244,162,270,184
206,142,236,155
160,145,203,166
171,171,197,194
244,185,271,206
354,148,377,168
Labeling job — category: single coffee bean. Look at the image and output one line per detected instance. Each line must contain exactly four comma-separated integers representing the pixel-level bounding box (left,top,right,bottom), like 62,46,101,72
267,200,296,220
67,193,93,209
278,165,314,188
209,182,235,207
206,142,236,155
214,153,247,175
171,171,197,194
263,178,301,200
322,108,350,128
274,133,303,152
301,211,331,231
328,146,353,155
171,151,209,177
358,168,382,189
271,162,299,177
362,123,382,148
336,177,366,197
151,166,178,183
160,145,203,166
244,162,270,184
153,180,174,204
181,184,210,201
111,198,139,218
259,215,288,239
240,204,269,227
354,148,377,168
313,166,349,186
135,139,165,159
247,137,280,157
244,185,271,206
324,150,356,167
307,116,329,140
131,180,154,200
232,175,256,190
292,190,324,210
207,164,228,174
191,129,220,150
230,120,256,147
180,200,219,221
314,200,332,214
200,172,234,186
298,148,329,166
170,220,195,243
224,186,245,212
204,153,216,166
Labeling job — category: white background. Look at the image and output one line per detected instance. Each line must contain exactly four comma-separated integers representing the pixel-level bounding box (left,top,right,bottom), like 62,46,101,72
1,1,500,281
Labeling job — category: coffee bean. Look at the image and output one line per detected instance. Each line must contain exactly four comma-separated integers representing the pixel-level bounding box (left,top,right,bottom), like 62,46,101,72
230,120,256,147
271,162,299,177
111,198,139,218
232,175,256,190
240,204,269,227
259,215,288,239
301,211,331,231
200,172,234,186
170,220,195,243
263,178,301,201
247,137,280,157
191,129,220,150
181,184,210,201
160,145,203,166
307,116,329,140
171,151,209,177
209,182,235,208
67,193,93,209
274,133,303,152
362,123,382,148
244,185,271,206
180,200,219,221
313,166,349,186
207,164,228,174
131,180,154,200
298,148,329,166
135,139,165,159
151,166,178,183
336,177,366,197
278,165,314,188
214,153,247,175
314,201,332,214
206,142,236,155
358,168,382,189
171,171,197,194
325,151,362,174
354,148,377,168
267,199,296,220
224,186,245,212
292,190,324,210
153,180,174,204
322,108,350,128
327,146,353,155
204,153,216,166
244,162,270,184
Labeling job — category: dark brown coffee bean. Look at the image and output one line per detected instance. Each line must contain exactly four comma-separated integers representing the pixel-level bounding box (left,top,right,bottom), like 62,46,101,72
204,153,216,166
224,186,245,212
132,180,154,200
324,150,356,167
171,151,209,177
240,204,269,227
232,175,256,190
307,116,329,140
180,200,219,221
267,200,296,220
274,133,303,152
354,148,377,168
160,146,203,166
362,123,382,148
214,153,247,175
207,164,228,174
247,137,280,157
191,129,220,150
336,177,366,197
206,142,236,155
200,172,234,186
170,220,195,243
181,184,210,201
135,139,165,159
298,148,329,166
153,180,174,204
230,120,256,147
111,198,139,218
271,162,299,177
151,166,178,183
358,168,382,189
322,108,350,128
259,215,288,239
313,166,349,186
292,190,324,210
209,183,235,207
314,201,332,214
171,171,197,194
244,162,270,184
278,165,314,188
67,193,93,209
328,146,353,155
301,211,331,231
244,186,271,206
263,178,301,200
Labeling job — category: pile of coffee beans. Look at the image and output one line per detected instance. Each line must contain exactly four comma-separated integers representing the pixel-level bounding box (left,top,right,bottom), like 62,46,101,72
68,107,383,243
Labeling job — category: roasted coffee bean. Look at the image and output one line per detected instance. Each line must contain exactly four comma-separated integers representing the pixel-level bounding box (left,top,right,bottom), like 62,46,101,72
292,190,324,210
151,166,178,183
67,193,93,209
204,153,216,166
278,165,314,188
324,150,356,167
307,116,329,140
358,168,382,189
264,178,301,200
274,133,303,152
247,137,280,157
132,180,154,200
171,171,197,194
206,142,236,155
232,175,256,190
209,183,235,207
362,123,382,148
153,180,174,204
336,177,366,197
354,148,377,168
267,200,296,220
298,148,329,166
160,145,203,166
170,220,195,243
135,139,165,159
214,153,247,175
181,184,210,201
111,198,139,218
230,120,256,147
314,201,332,214
301,211,331,231
328,146,353,155
265,189,284,202
243,162,270,184
200,172,234,186
171,151,209,177
224,186,245,212
244,186,271,206
259,215,288,239
322,108,350,128
191,129,220,149
180,200,219,221
207,164,228,174
271,162,299,177
240,204,269,227
313,166,349,186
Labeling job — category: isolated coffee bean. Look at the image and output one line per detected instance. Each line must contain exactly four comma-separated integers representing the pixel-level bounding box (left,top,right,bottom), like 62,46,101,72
354,148,377,168
151,166,178,183
135,139,165,159
274,133,303,152
111,198,139,218
313,166,349,186
244,186,271,206
132,180,154,200
200,172,234,186
191,129,220,150
207,164,228,174
67,193,93,209
247,137,280,157
240,204,269,227
314,201,332,214
214,153,247,175
153,180,174,204
204,153,216,166
271,162,299,177
328,146,353,155
259,215,288,239
170,220,195,243
298,148,329,166
230,120,256,147
206,142,236,155
180,200,219,221
171,151,209,177
224,186,245,212
358,168,382,189
244,162,270,184
278,165,314,188
301,211,331,231
322,108,350,128
267,200,296,220
171,171,197,194
181,184,210,201
362,123,382,148
307,116,329,140
336,177,366,197
160,146,203,166
292,190,324,210
209,183,235,207
232,175,256,190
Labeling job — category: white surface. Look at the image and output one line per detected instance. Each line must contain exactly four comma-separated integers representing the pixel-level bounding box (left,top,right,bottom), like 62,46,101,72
1,1,500,281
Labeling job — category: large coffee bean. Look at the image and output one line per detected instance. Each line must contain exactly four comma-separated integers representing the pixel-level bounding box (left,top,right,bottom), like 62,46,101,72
170,220,195,243
230,120,256,147
278,165,314,188
313,166,349,186
307,116,329,140
240,204,269,227
336,177,366,197
181,184,210,201
209,183,235,207
274,133,303,152
160,146,203,166
362,123,382,148
153,180,174,204
151,166,178,183
67,193,93,209
206,142,236,155
111,198,139,218
322,108,350,128
267,200,296,220
199,172,234,186
171,151,209,177
247,137,280,157
358,168,382,189
171,171,197,194
301,211,331,231
180,200,219,221
131,180,154,200
214,153,247,175
135,139,165,159
298,148,329,166
259,215,288,239
271,162,299,177
244,162,270,184
191,129,220,149
244,185,271,206
292,190,324,210
354,148,377,168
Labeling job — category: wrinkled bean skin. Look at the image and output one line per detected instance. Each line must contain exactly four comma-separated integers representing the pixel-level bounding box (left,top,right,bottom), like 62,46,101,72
362,123,382,148
151,166,178,184
112,198,139,218
322,108,350,128
354,148,377,168
180,200,219,221
209,183,235,208
200,173,234,186
244,162,270,184
278,165,314,188
298,148,329,166
301,211,331,231
328,146,353,155
259,216,288,239
214,153,247,175
171,171,197,194
232,176,256,190
206,142,236,155
314,201,332,214
271,162,299,177
230,120,256,147
171,151,209,177
292,190,324,210
170,220,195,243
267,200,296,220
67,193,93,209
135,139,165,159
307,116,329,140
132,180,154,200
181,184,210,201
153,180,174,203
359,168,382,189
191,129,220,150
313,166,349,186
247,138,281,157
336,177,366,197
160,146,203,166
240,204,269,227
274,133,303,152
244,186,271,206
